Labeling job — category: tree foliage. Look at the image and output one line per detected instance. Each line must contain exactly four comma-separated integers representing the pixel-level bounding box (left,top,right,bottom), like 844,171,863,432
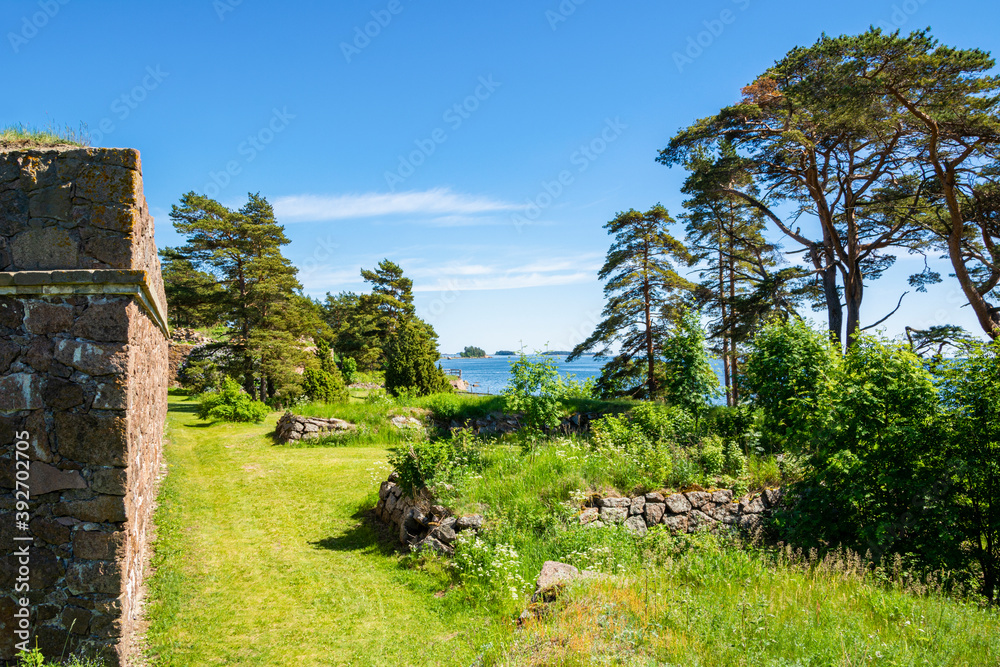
569,205,695,398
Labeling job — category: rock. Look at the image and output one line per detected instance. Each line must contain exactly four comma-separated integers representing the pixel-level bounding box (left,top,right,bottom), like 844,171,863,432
625,515,648,535
403,507,428,533
629,496,645,516
54,339,128,376
54,413,128,466
455,514,484,531
390,415,423,429
661,515,689,533
0,373,43,412
597,497,630,509
65,560,121,595
711,489,733,504
644,502,665,525
664,493,692,514
415,536,453,556
737,513,763,531
763,488,784,508
584,520,605,529
11,227,79,270
29,461,87,495
685,491,713,508
73,531,124,561
71,302,130,342
706,503,737,522
429,524,457,544
739,495,766,515
55,495,126,523
599,506,627,524
644,492,665,503
530,561,592,603
688,510,717,532
578,507,600,525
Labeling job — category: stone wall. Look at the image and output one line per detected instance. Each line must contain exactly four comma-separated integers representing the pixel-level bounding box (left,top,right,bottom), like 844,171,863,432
374,474,483,556
0,147,168,665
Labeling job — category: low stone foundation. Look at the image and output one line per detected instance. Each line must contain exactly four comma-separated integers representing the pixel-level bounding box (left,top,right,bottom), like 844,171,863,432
579,488,784,535
374,474,482,555
274,412,355,443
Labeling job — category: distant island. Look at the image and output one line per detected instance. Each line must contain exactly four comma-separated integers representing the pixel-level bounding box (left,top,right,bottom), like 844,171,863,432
459,346,486,358
494,350,515,356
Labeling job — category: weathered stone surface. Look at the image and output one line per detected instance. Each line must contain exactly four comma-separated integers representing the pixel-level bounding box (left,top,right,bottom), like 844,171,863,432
455,514,484,531
55,495,126,523
54,413,128,466
625,515,648,535
599,506,627,524
29,461,87,495
61,606,93,634
711,489,733,504
65,560,121,595
530,561,593,604
74,530,124,561
92,379,127,410
739,495,766,515
578,507,600,525
429,524,457,544
664,493,692,514
29,516,71,545
661,515,689,533
24,303,74,336
685,491,713,508
43,377,86,410
688,510,717,532
54,339,128,376
644,492,664,503
75,164,141,208
72,302,130,342
763,488,784,508
644,502,665,525
0,296,24,329
274,411,356,443
0,340,18,373
597,497,630,509
737,513,763,532
10,227,79,269
0,372,43,411
29,183,72,221
629,496,645,516
22,336,53,372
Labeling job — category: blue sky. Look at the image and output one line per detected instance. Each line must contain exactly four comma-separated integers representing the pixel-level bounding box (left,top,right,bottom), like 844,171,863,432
4,0,997,352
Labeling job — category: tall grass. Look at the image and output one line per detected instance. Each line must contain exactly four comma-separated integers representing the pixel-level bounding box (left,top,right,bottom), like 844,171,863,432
1,122,89,147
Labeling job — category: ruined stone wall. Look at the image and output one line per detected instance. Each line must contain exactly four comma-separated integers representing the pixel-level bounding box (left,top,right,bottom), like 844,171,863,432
0,147,168,665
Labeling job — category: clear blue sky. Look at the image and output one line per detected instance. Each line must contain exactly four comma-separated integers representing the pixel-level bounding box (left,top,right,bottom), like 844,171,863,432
4,0,997,352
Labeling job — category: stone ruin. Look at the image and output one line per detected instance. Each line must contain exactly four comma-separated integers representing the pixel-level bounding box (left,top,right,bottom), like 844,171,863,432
0,146,168,665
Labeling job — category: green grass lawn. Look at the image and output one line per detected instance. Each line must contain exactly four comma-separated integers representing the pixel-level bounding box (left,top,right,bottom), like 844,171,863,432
144,393,492,666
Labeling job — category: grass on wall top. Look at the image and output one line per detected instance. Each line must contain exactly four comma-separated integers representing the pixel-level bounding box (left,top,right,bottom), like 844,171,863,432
0,122,90,149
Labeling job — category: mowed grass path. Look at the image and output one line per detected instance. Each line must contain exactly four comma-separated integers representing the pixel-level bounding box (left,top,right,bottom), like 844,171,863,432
145,394,489,666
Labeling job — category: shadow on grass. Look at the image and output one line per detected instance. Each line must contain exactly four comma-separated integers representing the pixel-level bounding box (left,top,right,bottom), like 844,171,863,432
310,509,403,558
169,401,201,415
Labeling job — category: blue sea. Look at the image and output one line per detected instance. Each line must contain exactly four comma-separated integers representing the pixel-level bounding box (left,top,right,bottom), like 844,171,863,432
438,354,726,397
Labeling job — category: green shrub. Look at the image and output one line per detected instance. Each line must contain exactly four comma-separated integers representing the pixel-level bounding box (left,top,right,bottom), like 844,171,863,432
179,358,222,394
388,428,483,494
302,368,349,404
340,357,358,385
502,352,564,433
699,435,725,477
421,392,465,421
385,319,452,397
743,317,839,453
197,377,270,423
722,437,746,477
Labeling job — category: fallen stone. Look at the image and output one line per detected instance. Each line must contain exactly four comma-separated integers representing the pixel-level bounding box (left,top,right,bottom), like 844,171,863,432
625,515,648,535
455,514,484,531
599,506,627,524
578,507,600,525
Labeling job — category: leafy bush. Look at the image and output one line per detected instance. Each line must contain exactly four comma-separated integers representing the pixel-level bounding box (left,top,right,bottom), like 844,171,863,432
743,317,839,453
502,352,564,433
179,358,222,394
421,392,465,421
302,368,349,404
339,356,358,385
661,309,722,413
17,648,105,666
388,428,482,494
197,377,270,423
699,435,725,477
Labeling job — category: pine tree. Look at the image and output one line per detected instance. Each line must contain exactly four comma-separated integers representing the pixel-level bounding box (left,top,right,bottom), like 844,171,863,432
384,317,451,397
568,205,695,399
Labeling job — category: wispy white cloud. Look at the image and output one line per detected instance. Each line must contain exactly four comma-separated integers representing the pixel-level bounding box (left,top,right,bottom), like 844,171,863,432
415,271,594,292
273,188,521,223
